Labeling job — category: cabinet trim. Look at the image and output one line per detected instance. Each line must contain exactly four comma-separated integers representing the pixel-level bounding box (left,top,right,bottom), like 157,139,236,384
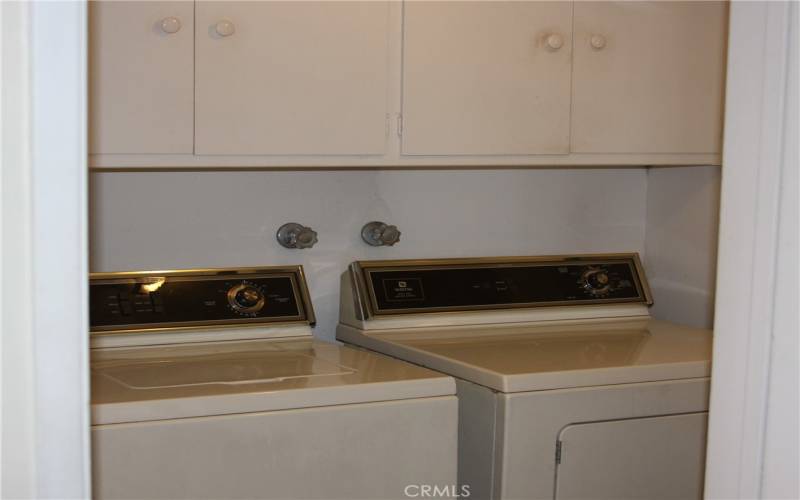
89,153,721,169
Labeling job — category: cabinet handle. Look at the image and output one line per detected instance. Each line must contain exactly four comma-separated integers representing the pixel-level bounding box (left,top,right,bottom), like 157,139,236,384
160,17,181,34
545,33,564,51
590,34,607,50
215,19,236,37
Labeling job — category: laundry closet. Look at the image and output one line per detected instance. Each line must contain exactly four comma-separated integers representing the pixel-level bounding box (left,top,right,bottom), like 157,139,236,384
88,1,727,499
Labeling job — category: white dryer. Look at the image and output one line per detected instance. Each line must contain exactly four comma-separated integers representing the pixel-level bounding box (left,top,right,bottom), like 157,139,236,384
337,254,712,500
90,266,457,500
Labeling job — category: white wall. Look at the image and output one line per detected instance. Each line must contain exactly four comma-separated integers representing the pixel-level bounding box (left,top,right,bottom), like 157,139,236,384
644,166,721,329
91,169,649,340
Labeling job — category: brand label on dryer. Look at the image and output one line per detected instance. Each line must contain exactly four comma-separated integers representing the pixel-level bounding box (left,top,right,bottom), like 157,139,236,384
382,278,425,302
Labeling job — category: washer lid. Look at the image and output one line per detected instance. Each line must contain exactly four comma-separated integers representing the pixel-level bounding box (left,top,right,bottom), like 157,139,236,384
339,318,711,393
91,339,454,425
96,349,353,390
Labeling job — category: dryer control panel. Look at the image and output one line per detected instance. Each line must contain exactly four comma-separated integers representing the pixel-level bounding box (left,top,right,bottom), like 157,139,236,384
90,267,315,333
352,254,652,317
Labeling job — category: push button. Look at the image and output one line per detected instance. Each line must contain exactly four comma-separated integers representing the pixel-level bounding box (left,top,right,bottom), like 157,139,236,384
151,293,165,313
120,300,133,316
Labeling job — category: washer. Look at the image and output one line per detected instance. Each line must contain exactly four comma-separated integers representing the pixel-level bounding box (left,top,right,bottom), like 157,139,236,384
337,254,712,500
90,266,457,500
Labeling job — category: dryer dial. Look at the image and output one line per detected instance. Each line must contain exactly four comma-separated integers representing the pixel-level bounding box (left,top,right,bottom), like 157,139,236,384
581,268,611,296
227,282,266,315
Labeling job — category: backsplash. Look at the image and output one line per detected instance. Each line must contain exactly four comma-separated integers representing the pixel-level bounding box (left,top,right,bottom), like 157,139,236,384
90,168,717,341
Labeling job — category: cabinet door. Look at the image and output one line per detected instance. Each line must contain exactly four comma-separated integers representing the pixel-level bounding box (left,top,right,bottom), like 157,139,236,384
555,413,708,500
571,1,727,154
89,1,194,154
401,1,573,156
195,2,390,156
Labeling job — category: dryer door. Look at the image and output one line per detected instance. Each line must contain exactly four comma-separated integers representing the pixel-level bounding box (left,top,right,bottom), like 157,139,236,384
554,412,708,500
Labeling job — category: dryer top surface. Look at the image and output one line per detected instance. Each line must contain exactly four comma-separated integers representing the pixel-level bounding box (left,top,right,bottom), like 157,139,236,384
339,318,712,393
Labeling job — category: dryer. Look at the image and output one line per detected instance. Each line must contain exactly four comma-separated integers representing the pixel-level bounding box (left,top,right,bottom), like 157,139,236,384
90,266,457,500
337,254,712,500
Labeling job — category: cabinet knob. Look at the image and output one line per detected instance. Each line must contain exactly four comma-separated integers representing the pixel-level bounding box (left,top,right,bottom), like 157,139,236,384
215,19,236,37
545,33,564,51
590,34,607,50
160,17,181,34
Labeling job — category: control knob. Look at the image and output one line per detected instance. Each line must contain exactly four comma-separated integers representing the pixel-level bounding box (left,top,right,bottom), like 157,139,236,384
581,268,611,296
227,282,266,314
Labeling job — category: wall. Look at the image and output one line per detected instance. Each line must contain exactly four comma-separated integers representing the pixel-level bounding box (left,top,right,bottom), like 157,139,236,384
90,167,722,339
91,169,649,341
644,166,721,328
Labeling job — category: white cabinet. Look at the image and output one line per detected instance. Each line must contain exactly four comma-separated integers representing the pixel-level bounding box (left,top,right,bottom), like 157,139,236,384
571,1,727,154
89,1,194,154
88,0,727,167
401,0,726,158
401,1,573,156
194,1,390,156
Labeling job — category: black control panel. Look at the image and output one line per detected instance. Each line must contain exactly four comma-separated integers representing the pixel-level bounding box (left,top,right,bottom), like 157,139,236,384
90,267,314,333
358,255,651,316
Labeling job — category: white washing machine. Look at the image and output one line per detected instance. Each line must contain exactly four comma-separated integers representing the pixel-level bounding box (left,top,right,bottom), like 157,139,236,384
337,254,712,500
90,266,457,500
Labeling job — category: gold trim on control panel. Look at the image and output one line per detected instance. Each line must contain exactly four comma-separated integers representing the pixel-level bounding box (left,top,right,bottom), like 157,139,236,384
350,253,653,319
90,265,316,335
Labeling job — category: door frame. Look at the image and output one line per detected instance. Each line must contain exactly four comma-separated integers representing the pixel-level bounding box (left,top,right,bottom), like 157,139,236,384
705,1,798,498
0,1,90,497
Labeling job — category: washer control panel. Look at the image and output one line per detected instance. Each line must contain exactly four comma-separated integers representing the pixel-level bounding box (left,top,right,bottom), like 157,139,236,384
354,254,652,316
90,267,314,333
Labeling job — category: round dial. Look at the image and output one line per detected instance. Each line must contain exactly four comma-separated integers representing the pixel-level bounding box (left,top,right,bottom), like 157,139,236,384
227,282,266,314
581,268,611,296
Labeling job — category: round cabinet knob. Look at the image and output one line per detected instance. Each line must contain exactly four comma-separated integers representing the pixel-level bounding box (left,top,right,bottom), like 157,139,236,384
227,282,266,314
361,221,401,247
160,17,181,34
590,34,607,50
545,33,564,51
215,19,236,37
276,223,318,250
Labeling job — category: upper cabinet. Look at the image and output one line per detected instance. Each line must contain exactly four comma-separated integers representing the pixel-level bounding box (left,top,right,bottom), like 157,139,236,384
89,0,728,168
401,1,572,155
571,1,728,154
194,1,390,155
89,1,194,154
